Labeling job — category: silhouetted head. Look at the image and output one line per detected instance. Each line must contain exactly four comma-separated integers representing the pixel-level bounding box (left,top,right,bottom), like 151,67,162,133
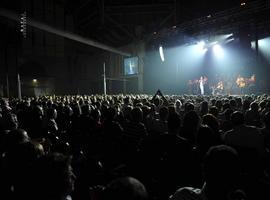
230,111,244,126
264,111,270,128
183,111,200,130
175,99,182,108
250,101,259,111
229,99,237,110
91,109,101,121
131,107,143,123
215,100,223,110
200,101,209,115
209,106,219,117
197,125,221,156
102,177,148,200
5,129,30,150
32,105,44,120
167,113,181,134
159,106,169,121
185,103,195,113
47,108,57,120
105,107,117,121
224,108,233,121
81,104,91,116
32,153,74,200
202,114,219,133
2,113,18,130
203,145,240,189
242,99,251,111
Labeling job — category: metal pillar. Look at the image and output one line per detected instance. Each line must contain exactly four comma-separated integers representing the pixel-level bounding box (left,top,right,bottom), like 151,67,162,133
103,62,107,95
17,73,22,100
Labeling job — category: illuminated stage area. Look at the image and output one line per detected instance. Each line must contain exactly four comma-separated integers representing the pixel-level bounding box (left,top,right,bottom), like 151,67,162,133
144,34,270,95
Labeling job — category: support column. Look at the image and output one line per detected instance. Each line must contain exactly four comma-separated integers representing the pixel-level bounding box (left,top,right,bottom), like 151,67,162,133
17,73,22,100
137,42,145,93
103,62,107,95
4,41,9,98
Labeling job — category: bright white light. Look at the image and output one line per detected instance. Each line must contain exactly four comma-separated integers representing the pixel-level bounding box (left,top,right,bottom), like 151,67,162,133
251,41,256,49
251,39,265,49
159,46,165,62
198,41,206,49
258,39,265,47
213,44,224,57
33,79,37,83
225,38,235,44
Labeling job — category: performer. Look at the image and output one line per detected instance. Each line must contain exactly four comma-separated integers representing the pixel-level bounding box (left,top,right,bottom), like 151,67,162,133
216,80,224,94
199,76,204,95
236,75,245,95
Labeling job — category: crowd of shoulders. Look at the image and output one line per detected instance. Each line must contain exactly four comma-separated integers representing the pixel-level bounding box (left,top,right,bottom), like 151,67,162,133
1,92,270,200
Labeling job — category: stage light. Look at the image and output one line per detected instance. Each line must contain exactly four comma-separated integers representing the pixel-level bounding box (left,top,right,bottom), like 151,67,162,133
225,33,233,38
33,79,37,83
213,44,224,57
225,38,235,44
251,41,256,49
198,41,206,49
258,39,265,47
159,45,165,62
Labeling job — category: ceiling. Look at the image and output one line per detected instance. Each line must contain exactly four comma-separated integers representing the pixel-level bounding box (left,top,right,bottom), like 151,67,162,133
1,0,269,49
64,0,264,47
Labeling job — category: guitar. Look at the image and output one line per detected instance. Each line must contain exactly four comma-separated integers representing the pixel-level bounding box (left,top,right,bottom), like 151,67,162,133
236,76,246,88
217,81,224,90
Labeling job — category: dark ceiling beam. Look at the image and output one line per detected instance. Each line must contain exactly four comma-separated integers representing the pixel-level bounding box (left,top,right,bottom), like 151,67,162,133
100,31,122,46
74,0,95,15
105,3,174,15
108,28,126,41
0,8,131,56
158,12,175,29
145,0,270,44
104,14,136,40
98,0,105,25
79,10,98,25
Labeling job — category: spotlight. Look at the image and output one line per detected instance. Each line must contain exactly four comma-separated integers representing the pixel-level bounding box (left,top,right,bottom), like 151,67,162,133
225,38,235,44
241,2,246,6
213,44,224,57
159,45,165,62
258,39,265,47
226,33,233,38
251,41,256,49
198,41,206,49
33,79,37,83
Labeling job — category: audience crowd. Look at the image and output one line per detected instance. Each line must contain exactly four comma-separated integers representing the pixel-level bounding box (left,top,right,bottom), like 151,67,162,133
1,90,270,200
